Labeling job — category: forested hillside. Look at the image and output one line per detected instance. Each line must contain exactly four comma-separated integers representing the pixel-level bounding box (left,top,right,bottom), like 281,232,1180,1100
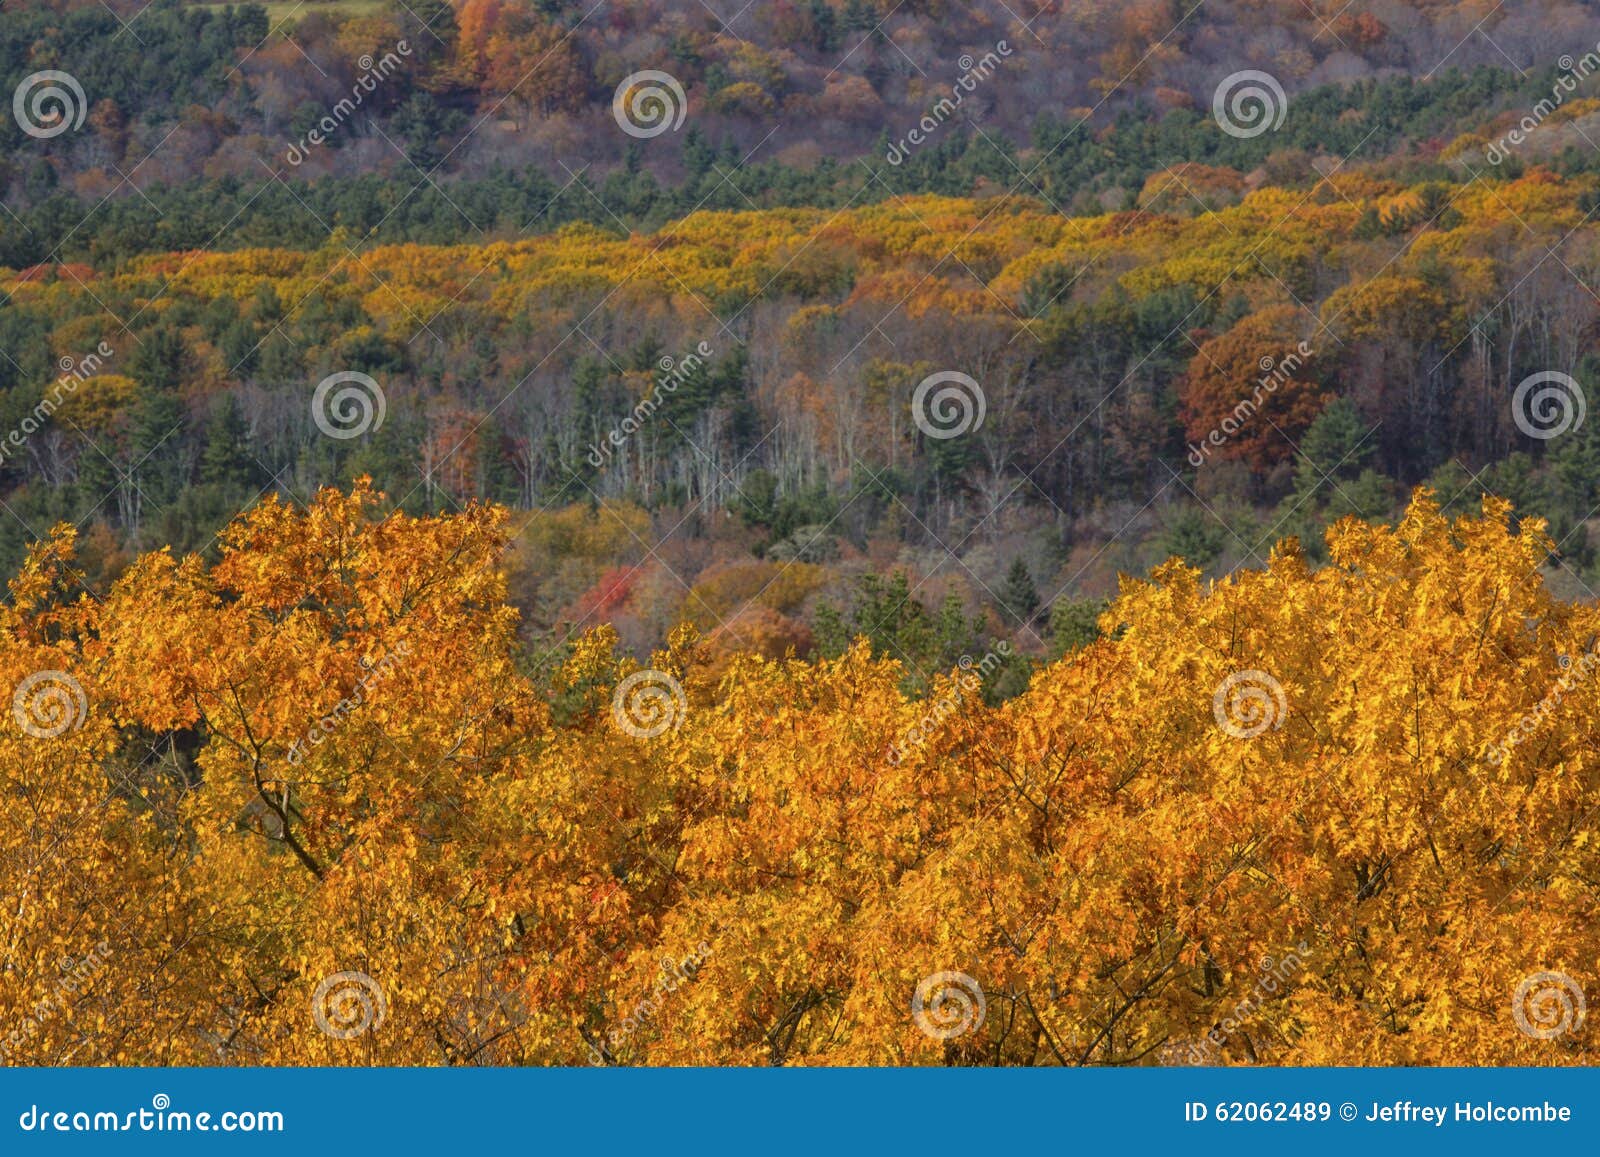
4,0,1600,1068
0,487,1594,1065
7,172,1600,672
3,0,1589,227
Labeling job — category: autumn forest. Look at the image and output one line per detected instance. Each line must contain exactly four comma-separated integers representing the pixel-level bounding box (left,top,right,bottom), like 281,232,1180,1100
2,0,1599,1068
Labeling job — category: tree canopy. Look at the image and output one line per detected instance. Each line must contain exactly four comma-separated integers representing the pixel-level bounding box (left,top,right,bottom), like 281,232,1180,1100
2,484,1594,1065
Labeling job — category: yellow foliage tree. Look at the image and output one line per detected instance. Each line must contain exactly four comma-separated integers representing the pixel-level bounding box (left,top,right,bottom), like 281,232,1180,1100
1,486,1595,1065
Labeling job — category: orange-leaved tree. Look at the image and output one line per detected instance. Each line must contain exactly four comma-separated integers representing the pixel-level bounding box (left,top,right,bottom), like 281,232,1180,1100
1,485,1595,1065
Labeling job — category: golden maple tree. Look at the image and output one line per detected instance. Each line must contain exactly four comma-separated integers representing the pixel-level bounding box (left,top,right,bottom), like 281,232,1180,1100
0,484,1594,1065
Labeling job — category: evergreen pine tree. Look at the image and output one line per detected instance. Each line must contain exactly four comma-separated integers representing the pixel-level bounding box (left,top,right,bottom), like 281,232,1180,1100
1000,557,1041,626
199,394,259,492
